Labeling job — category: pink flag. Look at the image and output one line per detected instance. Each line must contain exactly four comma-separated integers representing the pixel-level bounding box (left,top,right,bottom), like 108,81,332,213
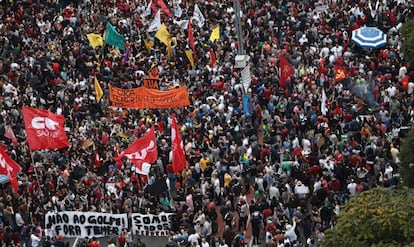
4,125,18,146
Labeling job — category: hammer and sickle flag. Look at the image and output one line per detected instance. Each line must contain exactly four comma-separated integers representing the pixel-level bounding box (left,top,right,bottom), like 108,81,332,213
279,56,294,88
334,66,347,82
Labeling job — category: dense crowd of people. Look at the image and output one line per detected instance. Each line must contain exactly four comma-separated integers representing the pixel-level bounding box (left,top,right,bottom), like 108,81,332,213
0,0,414,246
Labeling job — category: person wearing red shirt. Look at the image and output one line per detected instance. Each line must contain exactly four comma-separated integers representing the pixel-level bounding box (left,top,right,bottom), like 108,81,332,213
88,238,100,247
262,207,273,221
118,230,127,246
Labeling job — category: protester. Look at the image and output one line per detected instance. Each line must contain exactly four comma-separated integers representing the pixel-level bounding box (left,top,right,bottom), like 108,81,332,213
0,0,413,246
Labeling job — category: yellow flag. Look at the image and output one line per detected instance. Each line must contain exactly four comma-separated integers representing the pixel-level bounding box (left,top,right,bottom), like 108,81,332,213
155,23,171,47
118,132,129,140
144,40,154,52
167,43,172,58
185,50,194,67
94,76,104,102
209,26,220,43
87,33,104,48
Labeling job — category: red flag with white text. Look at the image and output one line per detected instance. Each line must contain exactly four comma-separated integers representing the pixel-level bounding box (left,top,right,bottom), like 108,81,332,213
22,106,70,151
171,114,188,173
117,126,157,173
0,146,22,193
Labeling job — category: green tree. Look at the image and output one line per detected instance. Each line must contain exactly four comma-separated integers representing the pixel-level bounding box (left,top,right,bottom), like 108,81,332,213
321,187,414,247
399,129,414,188
401,18,414,70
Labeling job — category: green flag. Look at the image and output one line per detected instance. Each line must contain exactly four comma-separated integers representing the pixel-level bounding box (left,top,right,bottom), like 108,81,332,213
104,22,125,51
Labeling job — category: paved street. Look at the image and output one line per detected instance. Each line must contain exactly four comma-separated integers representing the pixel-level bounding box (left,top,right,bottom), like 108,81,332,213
64,236,168,246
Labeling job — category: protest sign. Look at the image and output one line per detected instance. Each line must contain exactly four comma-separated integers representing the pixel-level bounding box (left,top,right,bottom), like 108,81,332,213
109,85,190,109
131,212,174,236
45,211,128,238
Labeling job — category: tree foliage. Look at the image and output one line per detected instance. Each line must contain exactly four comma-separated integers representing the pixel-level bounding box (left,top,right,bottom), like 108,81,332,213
401,18,414,70
399,129,414,188
321,187,414,247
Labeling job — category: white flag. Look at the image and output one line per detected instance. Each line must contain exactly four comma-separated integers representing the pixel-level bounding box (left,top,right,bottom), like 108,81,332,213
173,3,182,18
141,0,152,18
321,88,328,116
173,19,188,29
192,4,205,28
148,9,161,33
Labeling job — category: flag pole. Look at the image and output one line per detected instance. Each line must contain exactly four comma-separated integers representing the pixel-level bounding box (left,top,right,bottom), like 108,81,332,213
30,151,42,191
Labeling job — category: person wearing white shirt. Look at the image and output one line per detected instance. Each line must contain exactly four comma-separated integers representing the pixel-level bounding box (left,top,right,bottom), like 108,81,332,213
347,180,357,195
384,164,394,179
330,44,343,58
299,34,308,45
188,232,201,246
201,237,210,247
15,212,25,229
294,181,310,199
31,232,41,247
313,179,322,192
407,82,414,94
386,85,397,97
319,46,330,58
284,219,297,243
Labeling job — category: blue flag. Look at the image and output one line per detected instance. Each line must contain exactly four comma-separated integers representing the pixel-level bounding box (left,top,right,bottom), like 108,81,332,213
243,95,252,116
104,22,125,51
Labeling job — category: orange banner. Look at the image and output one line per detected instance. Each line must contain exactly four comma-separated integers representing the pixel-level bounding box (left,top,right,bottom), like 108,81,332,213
109,85,190,109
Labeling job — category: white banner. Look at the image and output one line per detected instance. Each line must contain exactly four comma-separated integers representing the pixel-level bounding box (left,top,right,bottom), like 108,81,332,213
173,3,182,17
131,212,174,236
45,211,128,238
241,65,252,92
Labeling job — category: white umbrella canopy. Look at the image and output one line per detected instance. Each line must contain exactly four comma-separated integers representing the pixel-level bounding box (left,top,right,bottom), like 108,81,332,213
351,26,387,49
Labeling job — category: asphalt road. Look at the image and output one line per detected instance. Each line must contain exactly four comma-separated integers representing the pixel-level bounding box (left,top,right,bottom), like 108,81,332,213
65,236,168,246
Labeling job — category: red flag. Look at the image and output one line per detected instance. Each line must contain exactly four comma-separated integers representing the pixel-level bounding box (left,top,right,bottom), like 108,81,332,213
117,126,157,172
22,106,70,151
0,146,22,193
334,66,347,82
157,120,165,135
4,125,18,146
400,75,409,91
171,114,188,173
156,0,172,17
209,47,216,69
151,1,159,14
279,56,294,88
114,144,123,169
318,57,327,78
9,176,19,194
95,150,101,169
188,20,196,54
